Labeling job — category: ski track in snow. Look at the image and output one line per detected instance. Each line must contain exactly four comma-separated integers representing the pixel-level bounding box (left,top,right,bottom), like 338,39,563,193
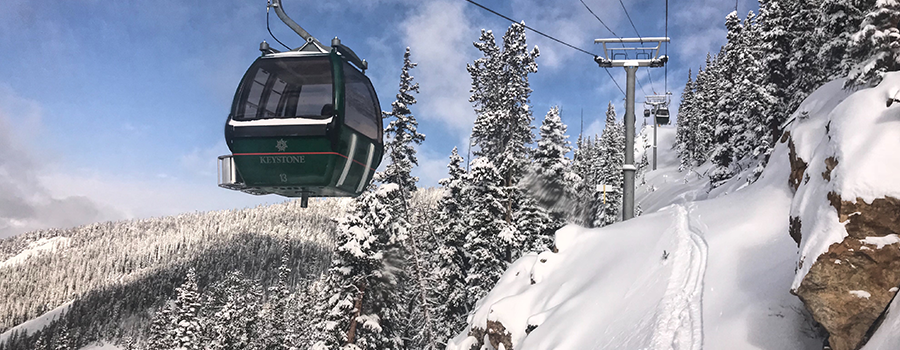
649,204,708,350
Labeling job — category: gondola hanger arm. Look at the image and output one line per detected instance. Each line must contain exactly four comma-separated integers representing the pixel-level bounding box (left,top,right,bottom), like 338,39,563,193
268,0,324,49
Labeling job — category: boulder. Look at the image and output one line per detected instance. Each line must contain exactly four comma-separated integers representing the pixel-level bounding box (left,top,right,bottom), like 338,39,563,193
796,196,900,350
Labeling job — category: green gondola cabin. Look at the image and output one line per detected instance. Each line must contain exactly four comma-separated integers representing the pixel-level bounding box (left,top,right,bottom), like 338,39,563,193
218,46,383,203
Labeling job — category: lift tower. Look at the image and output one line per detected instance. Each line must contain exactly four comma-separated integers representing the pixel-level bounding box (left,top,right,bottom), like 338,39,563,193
644,93,671,171
594,37,669,221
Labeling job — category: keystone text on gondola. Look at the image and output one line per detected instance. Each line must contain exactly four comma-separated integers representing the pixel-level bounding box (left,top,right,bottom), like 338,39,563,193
260,155,305,164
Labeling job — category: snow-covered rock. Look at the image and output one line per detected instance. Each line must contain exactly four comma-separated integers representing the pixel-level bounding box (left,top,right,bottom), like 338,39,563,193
789,72,900,350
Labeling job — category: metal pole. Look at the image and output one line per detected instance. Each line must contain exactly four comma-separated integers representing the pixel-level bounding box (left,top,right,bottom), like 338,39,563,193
623,65,637,221
653,116,658,170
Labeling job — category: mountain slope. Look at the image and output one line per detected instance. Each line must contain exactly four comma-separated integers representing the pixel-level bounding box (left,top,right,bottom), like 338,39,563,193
449,124,822,349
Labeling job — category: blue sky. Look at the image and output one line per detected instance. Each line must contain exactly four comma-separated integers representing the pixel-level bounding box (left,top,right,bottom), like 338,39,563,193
0,0,758,237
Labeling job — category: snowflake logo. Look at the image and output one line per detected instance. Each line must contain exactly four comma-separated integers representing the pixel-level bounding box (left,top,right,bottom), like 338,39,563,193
275,139,288,152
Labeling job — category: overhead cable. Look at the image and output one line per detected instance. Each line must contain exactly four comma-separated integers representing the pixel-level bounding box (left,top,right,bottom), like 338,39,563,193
605,68,626,95
579,0,620,39
465,0,597,57
464,0,626,96
618,0,643,40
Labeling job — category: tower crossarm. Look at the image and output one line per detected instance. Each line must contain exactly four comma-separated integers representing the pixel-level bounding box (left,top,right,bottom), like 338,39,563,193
593,37,670,68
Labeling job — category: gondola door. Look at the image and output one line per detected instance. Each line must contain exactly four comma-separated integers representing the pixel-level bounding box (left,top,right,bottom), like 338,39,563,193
331,58,383,195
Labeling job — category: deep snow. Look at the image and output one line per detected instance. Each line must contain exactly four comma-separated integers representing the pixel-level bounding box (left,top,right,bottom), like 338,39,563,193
449,124,821,349
449,74,900,350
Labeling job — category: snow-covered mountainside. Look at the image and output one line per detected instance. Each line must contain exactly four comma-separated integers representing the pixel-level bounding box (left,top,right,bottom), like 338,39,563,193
0,198,350,348
449,74,900,350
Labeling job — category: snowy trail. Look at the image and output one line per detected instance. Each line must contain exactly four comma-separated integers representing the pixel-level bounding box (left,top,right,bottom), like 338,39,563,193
684,203,709,350
649,204,709,350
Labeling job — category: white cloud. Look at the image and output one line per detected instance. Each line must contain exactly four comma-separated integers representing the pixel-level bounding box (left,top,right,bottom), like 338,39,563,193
39,170,276,222
412,147,452,188
511,0,624,70
180,140,228,179
0,85,117,238
402,0,479,134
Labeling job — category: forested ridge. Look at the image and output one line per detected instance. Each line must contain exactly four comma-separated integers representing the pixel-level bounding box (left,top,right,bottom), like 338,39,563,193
0,198,351,349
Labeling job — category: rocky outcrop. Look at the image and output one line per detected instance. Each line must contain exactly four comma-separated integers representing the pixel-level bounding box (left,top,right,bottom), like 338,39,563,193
787,136,807,193
467,320,514,350
796,196,900,350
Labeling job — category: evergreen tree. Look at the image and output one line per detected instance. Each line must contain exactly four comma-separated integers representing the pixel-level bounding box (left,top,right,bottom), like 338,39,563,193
431,148,470,343
146,304,174,350
313,185,407,350
54,321,72,350
468,23,540,260
592,102,625,227
260,243,294,350
847,0,900,87
462,158,512,307
816,0,877,82
784,0,826,110
692,56,717,165
382,47,426,194
675,69,697,170
529,106,574,230
206,271,263,350
709,12,744,186
731,12,778,179
758,0,795,133
172,268,203,350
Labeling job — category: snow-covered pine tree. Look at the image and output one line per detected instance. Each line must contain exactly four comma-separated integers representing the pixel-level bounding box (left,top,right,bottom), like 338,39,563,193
709,12,743,186
431,148,471,343
758,0,795,133
592,102,625,227
516,196,553,253
171,268,203,350
400,194,443,350
379,46,435,349
382,47,426,194
468,23,539,261
33,334,47,350
569,134,592,224
847,0,900,87
313,185,407,350
529,106,573,232
692,56,717,165
816,0,878,82
146,303,174,349
462,158,513,308
260,242,294,350
53,321,72,350
675,69,697,170
784,0,827,110
637,134,649,186
205,271,263,350
731,12,778,179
